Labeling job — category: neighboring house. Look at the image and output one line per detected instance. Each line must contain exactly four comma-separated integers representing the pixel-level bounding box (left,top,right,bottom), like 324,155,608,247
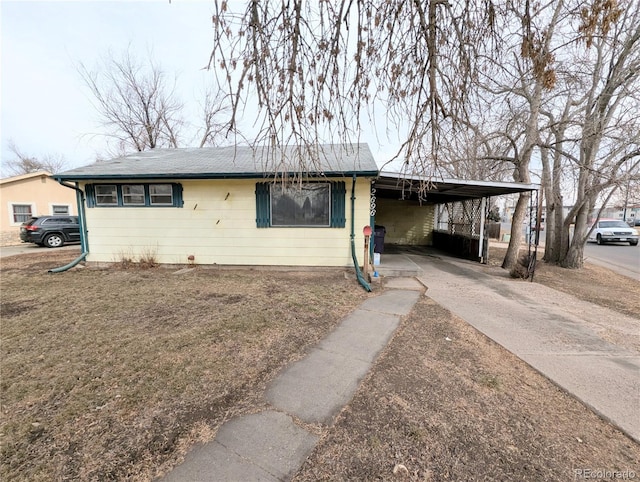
54,145,378,267
0,171,77,246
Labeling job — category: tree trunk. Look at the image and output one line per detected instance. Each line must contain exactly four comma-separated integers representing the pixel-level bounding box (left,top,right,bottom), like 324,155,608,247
560,198,593,268
561,241,584,269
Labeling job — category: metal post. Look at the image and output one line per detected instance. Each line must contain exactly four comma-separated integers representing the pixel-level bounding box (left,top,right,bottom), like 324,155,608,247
478,197,487,260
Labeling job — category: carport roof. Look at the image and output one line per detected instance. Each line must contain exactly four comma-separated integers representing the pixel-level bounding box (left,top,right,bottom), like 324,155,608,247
376,171,539,203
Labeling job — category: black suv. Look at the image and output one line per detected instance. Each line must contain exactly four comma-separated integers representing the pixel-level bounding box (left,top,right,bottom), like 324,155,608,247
20,216,81,248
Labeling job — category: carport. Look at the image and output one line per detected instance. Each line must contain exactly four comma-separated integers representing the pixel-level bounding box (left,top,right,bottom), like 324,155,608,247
372,171,539,265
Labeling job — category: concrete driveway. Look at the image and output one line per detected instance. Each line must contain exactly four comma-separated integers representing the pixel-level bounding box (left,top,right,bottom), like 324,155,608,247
0,244,80,258
403,252,640,443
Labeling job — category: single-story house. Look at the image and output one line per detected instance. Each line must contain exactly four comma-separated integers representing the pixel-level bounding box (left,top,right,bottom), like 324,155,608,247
0,171,77,246
53,144,539,272
53,144,378,268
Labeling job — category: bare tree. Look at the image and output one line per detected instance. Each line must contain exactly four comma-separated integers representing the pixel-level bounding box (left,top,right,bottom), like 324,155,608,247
456,0,564,270
79,48,230,157
79,49,184,153
534,1,640,268
456,0,639,269
3,140,68,177
209,0,497,176
196,88,230,148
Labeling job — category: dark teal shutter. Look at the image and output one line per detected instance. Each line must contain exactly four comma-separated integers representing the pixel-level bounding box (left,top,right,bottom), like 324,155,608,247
255,182,270,227
330,181,346,228
172,183,184,207
85,184,95,208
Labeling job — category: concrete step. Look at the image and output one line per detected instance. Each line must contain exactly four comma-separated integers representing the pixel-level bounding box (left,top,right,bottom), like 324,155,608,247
373,253,424,278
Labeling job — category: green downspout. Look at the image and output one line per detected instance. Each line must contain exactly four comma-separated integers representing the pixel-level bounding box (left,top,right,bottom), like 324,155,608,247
370,182,376,262
49,181,89,273
350,175,372,292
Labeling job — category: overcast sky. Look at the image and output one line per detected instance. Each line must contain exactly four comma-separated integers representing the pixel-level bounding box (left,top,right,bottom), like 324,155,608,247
0,1,227,174
1,0,401,177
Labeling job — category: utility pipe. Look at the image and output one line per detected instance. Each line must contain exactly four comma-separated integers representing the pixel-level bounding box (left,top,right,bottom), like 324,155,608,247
350,175,372,292
48,252,88,273
49,181,89,273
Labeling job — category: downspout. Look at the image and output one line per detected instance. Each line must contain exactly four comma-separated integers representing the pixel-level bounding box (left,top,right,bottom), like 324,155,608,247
350,175,372,292
49,181,89,273
370,183,376,262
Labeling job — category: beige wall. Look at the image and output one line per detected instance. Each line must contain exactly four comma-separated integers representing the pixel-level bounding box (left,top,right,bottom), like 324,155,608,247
0,172,77,245
82,177,373,267
374,198,435,246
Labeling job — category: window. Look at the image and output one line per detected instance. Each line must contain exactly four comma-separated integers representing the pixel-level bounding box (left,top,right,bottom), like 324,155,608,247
43,217,74,225
86,183,183,208
12,204,33,223
51,205,70,215
149,184,173,205
122,185,145,205
255,181,346,228
271,183,330,226
95,185,118,205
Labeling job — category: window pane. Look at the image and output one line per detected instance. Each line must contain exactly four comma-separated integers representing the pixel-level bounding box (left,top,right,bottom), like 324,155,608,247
95,185,118,205
13,204,32,223
122,185,145,205
150,184,173,205
52,205,69,214
271,183,330,226
43,217,72,224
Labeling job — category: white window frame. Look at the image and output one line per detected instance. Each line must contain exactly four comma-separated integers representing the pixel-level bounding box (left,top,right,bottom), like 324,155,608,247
9,203,36,225
122,184,146,206
49,203,72,215
95,184,118,206
149,184,174,206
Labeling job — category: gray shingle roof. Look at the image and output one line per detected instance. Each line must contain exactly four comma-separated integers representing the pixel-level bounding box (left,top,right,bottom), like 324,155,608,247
55,144,378,180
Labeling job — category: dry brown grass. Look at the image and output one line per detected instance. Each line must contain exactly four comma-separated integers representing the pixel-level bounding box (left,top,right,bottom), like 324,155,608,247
294,248,640,481
293,296,640,481
0,250,371,481
2,246,639,481
488,246,640,318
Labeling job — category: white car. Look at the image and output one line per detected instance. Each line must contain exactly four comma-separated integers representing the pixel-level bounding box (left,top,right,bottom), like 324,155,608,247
588,219,639,246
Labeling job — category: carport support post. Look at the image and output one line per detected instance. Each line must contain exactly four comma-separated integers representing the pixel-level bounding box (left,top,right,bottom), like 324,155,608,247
478,197,487,262
362,225,372,279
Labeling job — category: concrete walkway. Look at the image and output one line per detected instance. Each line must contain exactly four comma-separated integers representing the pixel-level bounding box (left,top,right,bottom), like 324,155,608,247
162,285,423,481
162,250,639,480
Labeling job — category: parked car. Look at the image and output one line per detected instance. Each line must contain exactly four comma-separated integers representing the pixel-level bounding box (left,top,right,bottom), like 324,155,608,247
587,219,639,246
20,216,81,248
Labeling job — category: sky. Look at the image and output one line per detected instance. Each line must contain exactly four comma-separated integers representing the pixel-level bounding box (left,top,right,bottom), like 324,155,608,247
1,0,401,177
0,1,235,174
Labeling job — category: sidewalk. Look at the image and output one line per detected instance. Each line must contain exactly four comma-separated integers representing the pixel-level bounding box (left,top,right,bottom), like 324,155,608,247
161,281,424,481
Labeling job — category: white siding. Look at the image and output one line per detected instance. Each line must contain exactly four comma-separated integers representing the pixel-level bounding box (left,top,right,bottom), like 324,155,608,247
82,178,372,267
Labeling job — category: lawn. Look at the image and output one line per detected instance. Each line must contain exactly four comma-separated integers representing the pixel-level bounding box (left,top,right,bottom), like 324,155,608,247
1,247,638,481
0,250,371,481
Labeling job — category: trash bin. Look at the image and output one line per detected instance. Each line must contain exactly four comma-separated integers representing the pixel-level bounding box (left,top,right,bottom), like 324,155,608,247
373,225,386,254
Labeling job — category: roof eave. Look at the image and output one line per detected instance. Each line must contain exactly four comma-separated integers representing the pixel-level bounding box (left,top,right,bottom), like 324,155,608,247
53,170,379,182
